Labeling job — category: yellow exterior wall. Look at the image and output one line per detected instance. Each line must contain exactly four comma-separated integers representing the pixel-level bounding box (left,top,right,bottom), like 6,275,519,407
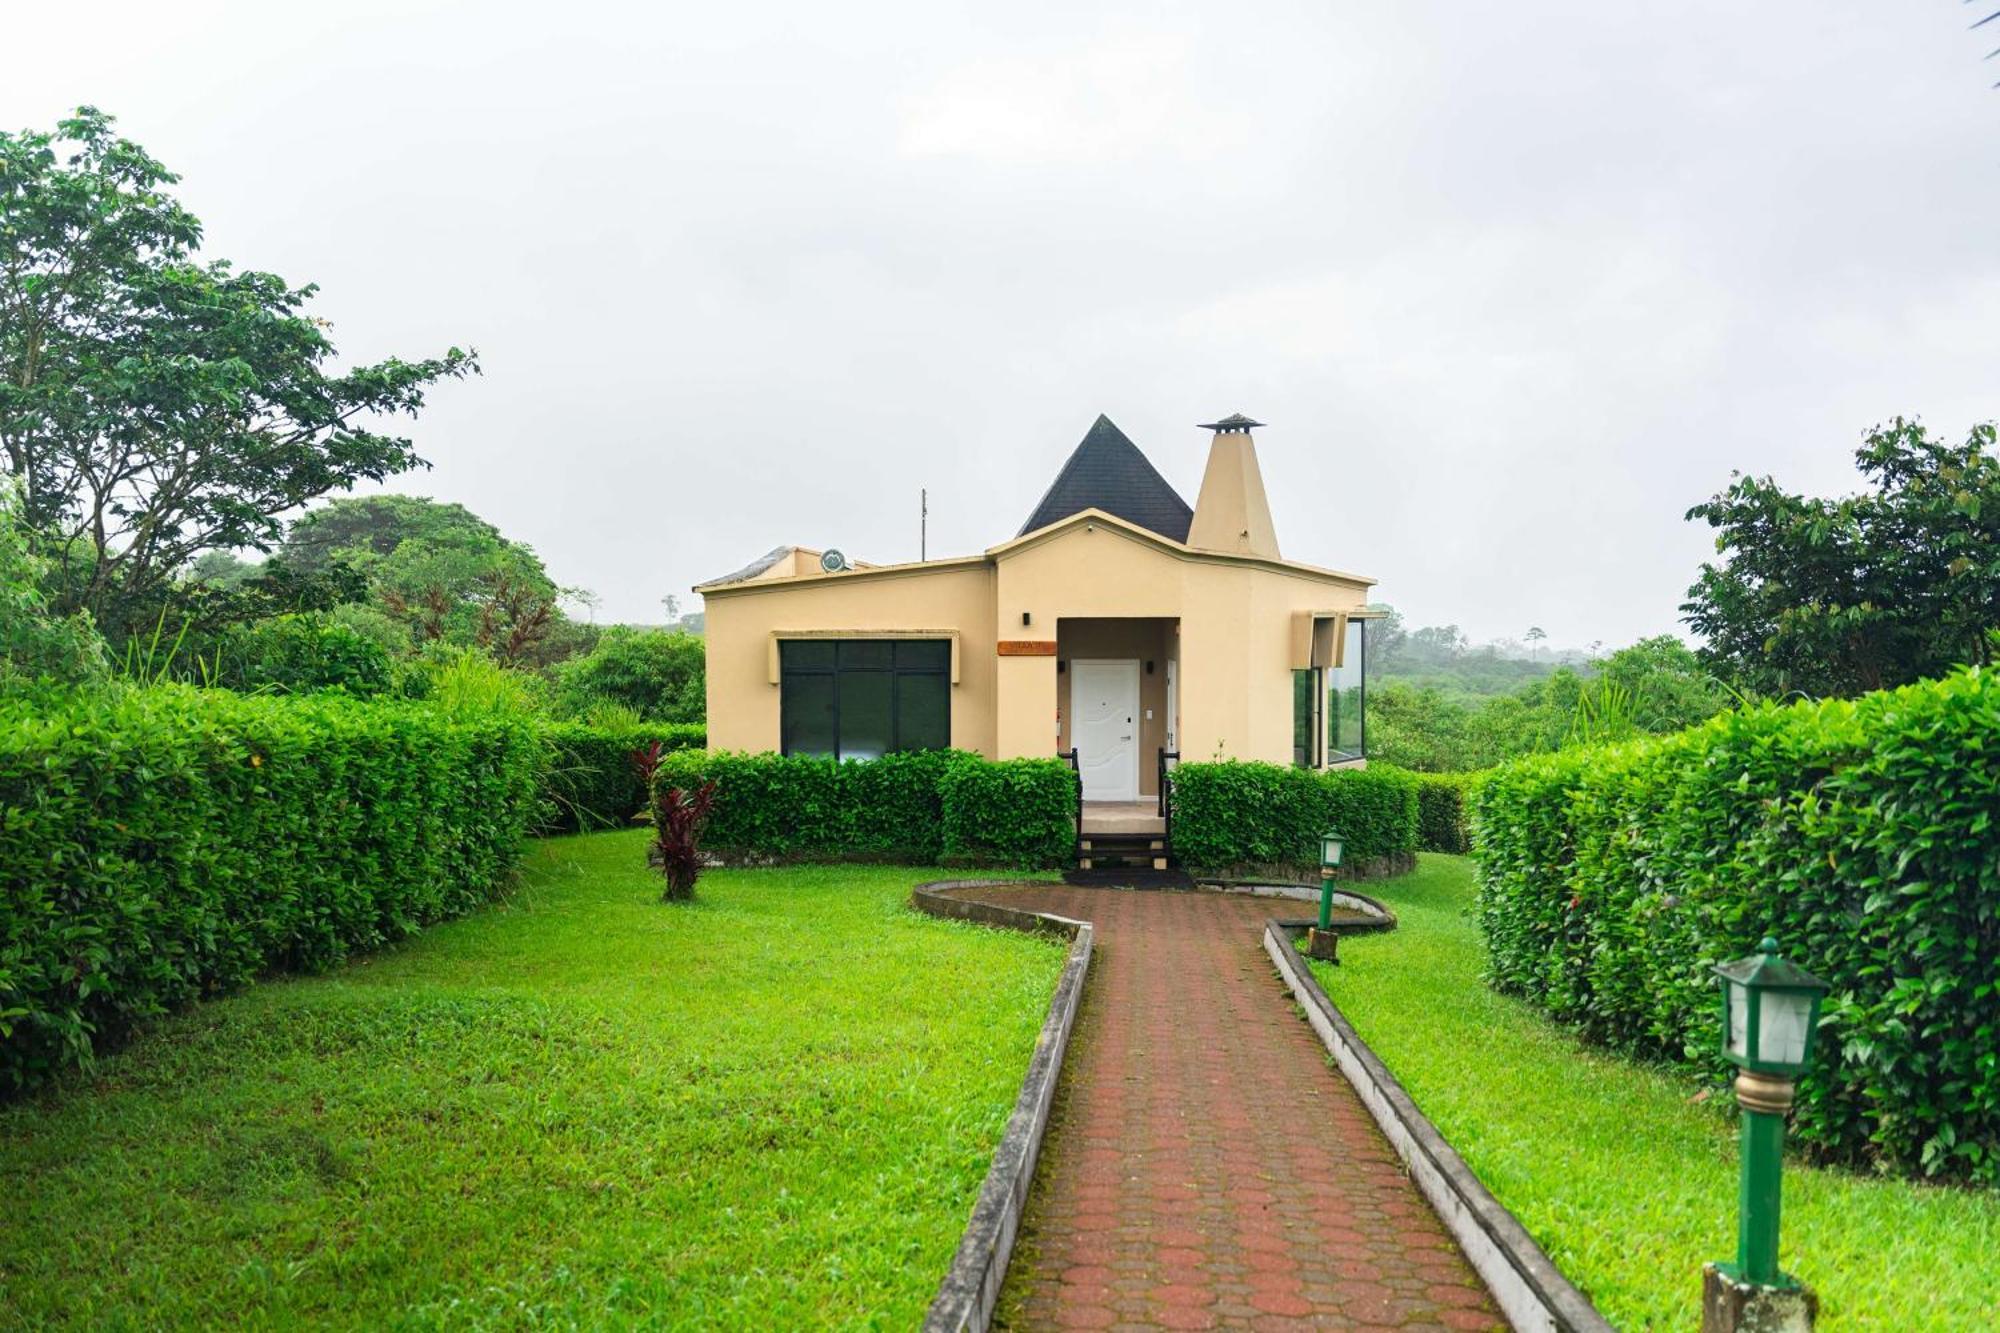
701,562,997,754
699,512,1369,768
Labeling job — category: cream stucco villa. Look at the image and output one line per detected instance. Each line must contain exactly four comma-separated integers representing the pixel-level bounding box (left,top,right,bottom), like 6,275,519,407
697,413,1376,816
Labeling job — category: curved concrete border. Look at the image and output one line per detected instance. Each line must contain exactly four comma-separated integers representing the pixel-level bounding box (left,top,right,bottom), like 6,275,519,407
1205,880,1400,932
910,879,1094,1333
1263,920,1615,1333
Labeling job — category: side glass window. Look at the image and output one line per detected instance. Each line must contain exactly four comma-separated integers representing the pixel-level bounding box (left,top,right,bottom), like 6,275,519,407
1326,619,1366,761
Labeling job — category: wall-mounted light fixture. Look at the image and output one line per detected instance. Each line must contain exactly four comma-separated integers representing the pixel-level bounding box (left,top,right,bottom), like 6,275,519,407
1145,660,1155,675
1022,611,1032,626
1056,660,1067,674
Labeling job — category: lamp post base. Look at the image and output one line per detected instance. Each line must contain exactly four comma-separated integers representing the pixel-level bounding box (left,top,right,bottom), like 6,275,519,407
1306,928,1340,963
1702,1263,1816,1333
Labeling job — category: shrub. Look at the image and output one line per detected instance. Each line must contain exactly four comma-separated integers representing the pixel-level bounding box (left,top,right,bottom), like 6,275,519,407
551,627,705,722
212,613,396,696
1412,771,1477,854
535,720,707,833
650,749,1076,869
937,755,1076,869
0,683,544,1092
1169,761,1418,877
1470,665,2000,1184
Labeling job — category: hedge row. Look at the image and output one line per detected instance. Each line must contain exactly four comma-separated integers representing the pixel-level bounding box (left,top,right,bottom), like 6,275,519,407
1412,771,1477,854
0,684,543,1093
1168,761,1418,877
651,749,1076,868
535,721,706,834
1470,665,2000,1184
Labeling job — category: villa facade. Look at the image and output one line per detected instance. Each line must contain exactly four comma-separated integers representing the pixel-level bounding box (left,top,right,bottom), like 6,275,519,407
697,413,1374,802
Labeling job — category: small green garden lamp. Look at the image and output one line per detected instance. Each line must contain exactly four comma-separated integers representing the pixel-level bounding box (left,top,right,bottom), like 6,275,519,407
1308,831,1344,961
1704,936,1831,1332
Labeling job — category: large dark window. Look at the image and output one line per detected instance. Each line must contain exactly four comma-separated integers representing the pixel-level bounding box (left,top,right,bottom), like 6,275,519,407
779,639,951,760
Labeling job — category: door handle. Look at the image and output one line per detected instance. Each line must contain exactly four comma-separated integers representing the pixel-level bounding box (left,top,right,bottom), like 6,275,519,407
1121,734,1132,741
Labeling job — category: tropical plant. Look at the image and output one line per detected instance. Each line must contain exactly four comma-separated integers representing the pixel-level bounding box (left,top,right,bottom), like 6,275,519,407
551,627,705,722
648,780,718,902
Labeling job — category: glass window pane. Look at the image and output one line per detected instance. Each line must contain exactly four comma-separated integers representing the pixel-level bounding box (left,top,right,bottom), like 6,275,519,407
781,639,836,670
838,671,894,761
1327,620,1366,760
838,640,893,670
897,673,950,751
782,673,836,756
1292,670,1314,768
895,640,950,671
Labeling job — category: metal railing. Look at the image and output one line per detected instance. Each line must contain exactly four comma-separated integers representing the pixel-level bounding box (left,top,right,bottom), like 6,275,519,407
1157,748,1179,854
1058,749,1082,853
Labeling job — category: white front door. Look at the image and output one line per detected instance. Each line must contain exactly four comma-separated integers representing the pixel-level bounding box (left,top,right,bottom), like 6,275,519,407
1072,659,1140,801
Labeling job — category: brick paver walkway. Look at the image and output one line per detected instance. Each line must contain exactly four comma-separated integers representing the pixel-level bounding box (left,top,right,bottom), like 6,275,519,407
974,885,1506,1332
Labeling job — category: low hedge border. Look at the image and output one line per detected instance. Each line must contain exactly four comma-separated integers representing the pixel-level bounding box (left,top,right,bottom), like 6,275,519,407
0,684,543,1093
909,881,1093,1333
1168,760,1419,879
1263,918,1613,1332
534,721,706,834
1470,664,2000,1185
653,750,1077,869
1412,771,1477,854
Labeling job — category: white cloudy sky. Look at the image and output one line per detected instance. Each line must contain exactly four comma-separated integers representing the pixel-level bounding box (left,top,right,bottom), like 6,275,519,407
8,1,1997,646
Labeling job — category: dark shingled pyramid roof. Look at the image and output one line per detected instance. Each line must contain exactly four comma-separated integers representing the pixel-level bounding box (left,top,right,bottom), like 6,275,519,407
1017,414,1194,542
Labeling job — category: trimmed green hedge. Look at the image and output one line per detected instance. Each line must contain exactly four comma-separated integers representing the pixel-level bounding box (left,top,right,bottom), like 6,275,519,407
535,721,706,834
1413,771,1477,854
0,684,543,1093
651,750,1076,869
1169,761,1418,877
1470,665,2000,1184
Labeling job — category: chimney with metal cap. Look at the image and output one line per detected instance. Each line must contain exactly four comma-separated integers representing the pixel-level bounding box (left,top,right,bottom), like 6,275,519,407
1186,413,1280,558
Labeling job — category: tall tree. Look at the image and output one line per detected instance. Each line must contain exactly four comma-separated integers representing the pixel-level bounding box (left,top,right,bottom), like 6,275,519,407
286,494,588,670
0,108,476,635
1682,418,2000,698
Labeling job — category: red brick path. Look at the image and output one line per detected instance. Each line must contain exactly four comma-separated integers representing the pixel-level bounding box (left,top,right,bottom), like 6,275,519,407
975,885,1506,1332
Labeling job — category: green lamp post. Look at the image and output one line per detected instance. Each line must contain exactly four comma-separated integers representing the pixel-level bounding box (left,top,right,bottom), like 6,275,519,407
1703,936,1831,1333
1307,831,1344,961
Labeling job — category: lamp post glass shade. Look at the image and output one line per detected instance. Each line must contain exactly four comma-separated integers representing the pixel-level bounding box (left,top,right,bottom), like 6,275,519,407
1715,937,1831,1077
1321,832,1344,871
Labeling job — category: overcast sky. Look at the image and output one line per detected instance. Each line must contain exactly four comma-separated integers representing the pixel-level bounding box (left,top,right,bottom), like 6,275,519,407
8,1,1997,647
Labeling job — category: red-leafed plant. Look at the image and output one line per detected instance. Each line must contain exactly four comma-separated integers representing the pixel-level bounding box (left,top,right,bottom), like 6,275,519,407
629,741,665,784
647,780,717,902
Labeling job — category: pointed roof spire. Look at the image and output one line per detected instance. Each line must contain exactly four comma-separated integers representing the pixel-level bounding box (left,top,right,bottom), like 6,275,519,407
1017,415,1195,541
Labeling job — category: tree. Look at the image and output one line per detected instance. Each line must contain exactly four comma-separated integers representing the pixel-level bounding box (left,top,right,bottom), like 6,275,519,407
552,627,705,722
0,481,105,682
284,495,590,670
1524,626,1547,659
1682,418,2000,698
0,108,477,636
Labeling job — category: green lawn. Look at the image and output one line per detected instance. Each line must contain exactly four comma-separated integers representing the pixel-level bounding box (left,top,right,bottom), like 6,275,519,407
1311,854,2000,1331
0,831,1065,1330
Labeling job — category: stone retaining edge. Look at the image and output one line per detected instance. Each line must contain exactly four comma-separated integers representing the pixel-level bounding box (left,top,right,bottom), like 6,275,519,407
911,880,1095,1333
1262,920,1614,1333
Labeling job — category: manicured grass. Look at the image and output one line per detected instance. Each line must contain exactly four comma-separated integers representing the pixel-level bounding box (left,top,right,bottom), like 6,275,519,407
1310,854,2000,1331
0,831,1065,1329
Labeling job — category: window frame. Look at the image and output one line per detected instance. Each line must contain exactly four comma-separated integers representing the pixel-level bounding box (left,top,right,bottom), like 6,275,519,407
778,638,952,760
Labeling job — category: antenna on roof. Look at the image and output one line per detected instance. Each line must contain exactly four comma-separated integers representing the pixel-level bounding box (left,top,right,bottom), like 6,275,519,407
921,487,928,562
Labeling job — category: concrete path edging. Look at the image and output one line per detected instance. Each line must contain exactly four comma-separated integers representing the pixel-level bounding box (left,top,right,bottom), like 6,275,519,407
910,880,1094,1333
1263,920,1616,1333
